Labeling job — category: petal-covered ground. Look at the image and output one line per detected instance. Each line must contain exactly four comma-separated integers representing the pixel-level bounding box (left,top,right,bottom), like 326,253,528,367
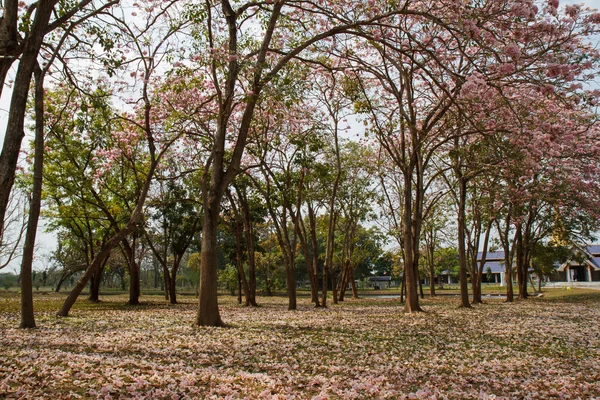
1,291,599,399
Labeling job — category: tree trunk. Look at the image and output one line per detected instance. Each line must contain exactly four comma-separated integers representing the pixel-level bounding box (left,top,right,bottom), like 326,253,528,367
228,191,253,306
58,222,142,316
122,239,141,305
473,220,493,304
350,267,359,299
418,268,424,299
237,272,242,304
163,263,170,301
0,0,56,233
400,272,405,303
456,178,472,308
307,203,321,306
428,236,436,297
515,224,528,300
19,63,45,329
238,187,258,307
339,259,350,301
89,263,105,302
402,174,422,313
286,264,297,310
196,194,225,326
331,266,338,304
168,254,185,304
58,146,156,317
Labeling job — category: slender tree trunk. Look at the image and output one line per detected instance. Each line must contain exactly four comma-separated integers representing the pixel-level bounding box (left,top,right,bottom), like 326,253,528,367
168,254,184,304
428,236,436,297
402,173,422,312
238,188,258,307
307,203,321,306
331,266,338,304
19,63,45,329
163,263,170,301
350,269,359,298
322,116,342,308
418,268,424,299
473,220,493,304
237,272,242,304
515,224,527,300
229,191,253,306
456,178,472,308
339,259,350,301
400,272,405,303
153,260,159,289
0,0,56,232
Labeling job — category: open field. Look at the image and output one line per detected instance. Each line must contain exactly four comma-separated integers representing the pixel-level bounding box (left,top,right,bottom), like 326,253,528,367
1,290,600,399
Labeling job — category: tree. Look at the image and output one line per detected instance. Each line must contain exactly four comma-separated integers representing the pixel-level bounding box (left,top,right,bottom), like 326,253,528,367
58,0,189,316
0,0,117,240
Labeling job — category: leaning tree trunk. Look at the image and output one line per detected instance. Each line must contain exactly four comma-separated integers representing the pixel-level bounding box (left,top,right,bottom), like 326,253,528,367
58,222,141,316
0,0,56,233
19,64,45,329
58,151,156,317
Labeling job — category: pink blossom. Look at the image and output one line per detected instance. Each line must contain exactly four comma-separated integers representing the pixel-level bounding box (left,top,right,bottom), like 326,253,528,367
503,43,521,61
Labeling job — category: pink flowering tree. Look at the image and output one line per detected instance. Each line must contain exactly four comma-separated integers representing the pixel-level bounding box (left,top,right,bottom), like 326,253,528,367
57,0,192,316
185,0,481,326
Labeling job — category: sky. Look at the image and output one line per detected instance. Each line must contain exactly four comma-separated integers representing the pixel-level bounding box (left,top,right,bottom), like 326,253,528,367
2,1,600,273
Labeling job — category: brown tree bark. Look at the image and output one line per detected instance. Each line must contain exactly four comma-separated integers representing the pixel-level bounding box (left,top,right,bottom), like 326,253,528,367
307,203,321,306
168,254,186,305
0,0,57,232
89,260,107,302
515,224,528,300
350,267,359,299
402,172,422,313
235,187,258,307
197,190,225,326
495,217,515,303
19,63,45,329
456,177,472,308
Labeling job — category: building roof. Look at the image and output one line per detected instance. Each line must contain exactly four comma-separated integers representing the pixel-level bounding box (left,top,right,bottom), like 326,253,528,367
481,261,505,274
586,245,600,256
477,251,505,261
368,276,392,281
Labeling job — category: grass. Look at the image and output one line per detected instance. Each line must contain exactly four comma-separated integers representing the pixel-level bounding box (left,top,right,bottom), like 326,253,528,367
1,289,599,399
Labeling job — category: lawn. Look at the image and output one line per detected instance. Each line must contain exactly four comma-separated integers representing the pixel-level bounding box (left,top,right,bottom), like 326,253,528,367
1,290,599,399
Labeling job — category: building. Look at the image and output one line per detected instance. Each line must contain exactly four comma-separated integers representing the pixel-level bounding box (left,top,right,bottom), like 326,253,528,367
554,245,600,283
368,276,394,289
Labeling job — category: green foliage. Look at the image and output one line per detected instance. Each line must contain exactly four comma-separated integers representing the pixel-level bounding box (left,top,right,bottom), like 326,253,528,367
435,247,460,276
218,264,239,296
0,273,16,290
530,243,571,280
